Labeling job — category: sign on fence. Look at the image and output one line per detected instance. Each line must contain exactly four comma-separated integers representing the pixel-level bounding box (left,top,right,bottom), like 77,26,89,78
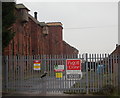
54,65,64,72
66,59,82,80
33,60,41,70
55,72,63,78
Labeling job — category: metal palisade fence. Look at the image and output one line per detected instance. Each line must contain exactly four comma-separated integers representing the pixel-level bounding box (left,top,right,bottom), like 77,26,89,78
2,54,119,95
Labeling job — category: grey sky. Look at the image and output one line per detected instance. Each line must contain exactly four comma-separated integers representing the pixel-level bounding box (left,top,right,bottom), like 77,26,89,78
16,1,118,54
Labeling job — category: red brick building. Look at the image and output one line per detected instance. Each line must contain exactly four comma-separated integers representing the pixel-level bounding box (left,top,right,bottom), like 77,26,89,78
110,44,120,74
63,41,78,54
111,45,120,55
3,4,79,55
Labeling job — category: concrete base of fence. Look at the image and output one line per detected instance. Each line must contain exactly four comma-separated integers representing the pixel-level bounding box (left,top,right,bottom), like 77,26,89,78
2,91,113,97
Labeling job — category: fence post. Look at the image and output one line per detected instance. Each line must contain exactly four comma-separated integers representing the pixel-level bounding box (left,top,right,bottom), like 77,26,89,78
85,53,89,94
3,56,8,93
118,1,120,95
118,54,120,95
41,55,47,95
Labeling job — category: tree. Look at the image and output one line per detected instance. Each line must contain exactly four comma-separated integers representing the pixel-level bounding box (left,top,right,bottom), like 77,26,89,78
2,2,16,51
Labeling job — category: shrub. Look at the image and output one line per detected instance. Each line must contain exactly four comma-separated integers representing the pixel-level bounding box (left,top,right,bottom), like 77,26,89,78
94,84,117,96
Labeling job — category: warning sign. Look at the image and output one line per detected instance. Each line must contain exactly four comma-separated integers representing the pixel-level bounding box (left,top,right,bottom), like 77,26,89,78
54,65,64,72
33,60,41,70
66,59,82,80
55,72,63,78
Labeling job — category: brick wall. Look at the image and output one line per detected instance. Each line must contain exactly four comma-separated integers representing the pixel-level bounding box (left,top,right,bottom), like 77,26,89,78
111,45,120,55
63,41,79,55
47,25,63,55
3,4,79,56
110,45,120,74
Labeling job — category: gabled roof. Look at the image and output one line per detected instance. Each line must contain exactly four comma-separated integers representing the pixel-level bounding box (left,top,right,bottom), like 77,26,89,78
63,41,79,52
111,45,120,55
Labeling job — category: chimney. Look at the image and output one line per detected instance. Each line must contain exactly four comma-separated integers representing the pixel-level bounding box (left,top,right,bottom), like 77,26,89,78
34,12,37,20
116,44,119,48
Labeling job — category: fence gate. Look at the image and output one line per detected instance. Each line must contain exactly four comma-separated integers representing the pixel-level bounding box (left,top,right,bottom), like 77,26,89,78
2,54,119,96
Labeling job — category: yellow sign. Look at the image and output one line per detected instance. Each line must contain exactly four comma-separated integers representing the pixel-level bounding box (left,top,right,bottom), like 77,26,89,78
34,60,41,70
56,73,63,78
34,66,41,69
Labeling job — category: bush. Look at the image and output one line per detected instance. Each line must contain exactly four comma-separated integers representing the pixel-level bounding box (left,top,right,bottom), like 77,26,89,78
94,84,117,96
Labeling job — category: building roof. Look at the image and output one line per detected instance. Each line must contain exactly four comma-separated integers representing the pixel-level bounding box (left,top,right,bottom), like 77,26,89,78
28,14,39,24
39,22,47,26
28,14,47,27
16,4,30,11
63,41,79,52
111,44,120,55
16,4,63,28
46,22,62,26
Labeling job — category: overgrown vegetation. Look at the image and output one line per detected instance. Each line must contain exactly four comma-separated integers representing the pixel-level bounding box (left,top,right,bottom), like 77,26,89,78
63,72,118,96
63,84,118,96
2,2,16,51
93,85,118,96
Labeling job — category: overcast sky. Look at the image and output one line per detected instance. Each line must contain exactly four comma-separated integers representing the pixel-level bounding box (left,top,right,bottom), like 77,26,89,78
16,0,118,54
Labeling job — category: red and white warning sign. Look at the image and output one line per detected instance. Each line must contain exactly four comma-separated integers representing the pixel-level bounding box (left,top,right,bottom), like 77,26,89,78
67,59,81,70
33,60,41,70
66,59,82,79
